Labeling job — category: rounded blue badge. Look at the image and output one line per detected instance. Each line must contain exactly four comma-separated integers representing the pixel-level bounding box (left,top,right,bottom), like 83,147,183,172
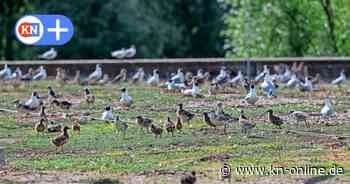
15,14,74,45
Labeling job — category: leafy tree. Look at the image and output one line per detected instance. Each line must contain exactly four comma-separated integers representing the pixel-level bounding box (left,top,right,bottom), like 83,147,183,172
2,0,224,60
222,0,350,57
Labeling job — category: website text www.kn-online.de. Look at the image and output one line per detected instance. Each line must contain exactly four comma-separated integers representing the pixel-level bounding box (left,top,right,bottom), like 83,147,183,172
221,164,344,176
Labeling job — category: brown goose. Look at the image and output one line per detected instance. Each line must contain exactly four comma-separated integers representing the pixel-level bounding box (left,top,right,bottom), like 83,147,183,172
135,116,152,133
266,109,283,129
52,126,70,152
176,104,194,124
164,117,175,136
180,171,196,184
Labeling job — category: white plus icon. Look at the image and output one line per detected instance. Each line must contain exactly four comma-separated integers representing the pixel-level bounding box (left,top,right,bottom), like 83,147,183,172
47,19,68,41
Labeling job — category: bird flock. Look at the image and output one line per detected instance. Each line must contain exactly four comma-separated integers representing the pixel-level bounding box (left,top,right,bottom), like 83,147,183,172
0,62,347,153
36,46,136,60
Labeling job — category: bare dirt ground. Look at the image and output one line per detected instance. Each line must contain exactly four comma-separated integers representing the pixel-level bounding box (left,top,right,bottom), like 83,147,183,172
1,169,350,184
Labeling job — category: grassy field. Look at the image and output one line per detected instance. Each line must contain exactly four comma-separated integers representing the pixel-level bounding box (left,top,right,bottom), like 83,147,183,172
0,80,349,183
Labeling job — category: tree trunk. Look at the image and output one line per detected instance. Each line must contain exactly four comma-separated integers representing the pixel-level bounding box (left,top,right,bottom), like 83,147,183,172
320,0,338,54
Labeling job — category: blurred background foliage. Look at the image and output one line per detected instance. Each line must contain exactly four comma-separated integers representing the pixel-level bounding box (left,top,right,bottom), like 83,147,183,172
1,0,350,60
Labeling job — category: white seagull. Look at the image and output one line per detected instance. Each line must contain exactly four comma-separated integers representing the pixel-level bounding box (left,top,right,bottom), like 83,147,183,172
214,66,229,85
38,48,57,60
25,91,41,109
245,84,259,105
182,82,201,97
255,65,269,81
11,67,22,79
230,70,243,85
88,64,103,81
286,74,300,88
101,106,114,121
321,96,336,117
0,64,12,80
132,67,145,82
171,68,185,83
33,66,47,80
147,69,160,86
299,77,313,92
111,48,126,59
331,69,346,86
280,65,292,83
124,45,136,58
120,88,133,106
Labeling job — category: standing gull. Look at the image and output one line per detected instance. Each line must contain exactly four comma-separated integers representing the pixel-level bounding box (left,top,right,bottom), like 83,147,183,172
88,64,103,81
33,66,47,80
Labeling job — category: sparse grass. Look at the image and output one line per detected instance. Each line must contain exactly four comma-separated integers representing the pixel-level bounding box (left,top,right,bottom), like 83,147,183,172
0,80,349,180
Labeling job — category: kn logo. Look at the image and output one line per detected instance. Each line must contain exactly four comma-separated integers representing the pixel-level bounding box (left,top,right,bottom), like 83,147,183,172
15,15,74,45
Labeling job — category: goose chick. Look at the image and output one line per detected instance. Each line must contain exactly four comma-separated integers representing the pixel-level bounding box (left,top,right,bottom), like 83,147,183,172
135,116,152,133
289,110,309,128
175,116,183,132
52,126,70,152
150,123,163,138
119,88,133,107
112,116,128,136
180,171,197,184
203,112,231,134
266,109,283,129
47,121,63,133
48,86,58,100
176,104,195,124
164,117,175,136
34,118,46,135
84,88,95,106
215,103,238,122
72,120,80,135
51,99,72,110
239,110,255,136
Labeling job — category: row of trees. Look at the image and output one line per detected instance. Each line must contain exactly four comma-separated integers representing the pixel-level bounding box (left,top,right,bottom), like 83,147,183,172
2,0,350,60
222,0,350,57
0,0,224,60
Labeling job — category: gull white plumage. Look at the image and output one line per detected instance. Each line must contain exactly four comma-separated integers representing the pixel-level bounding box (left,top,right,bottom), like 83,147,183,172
120,88,133,106
245,84,259,105
102,106,114,121
111,48,126,59
88,64,103,81
171,68,185,83
25,91,41,109
147,69,160,86
255,65,269,81
38,48,57,60
124,45,136,58
33,66,47,80
182,82,201,97
0,64,12,80
321,96,336,117
230,70,243,85
331,69,346,86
